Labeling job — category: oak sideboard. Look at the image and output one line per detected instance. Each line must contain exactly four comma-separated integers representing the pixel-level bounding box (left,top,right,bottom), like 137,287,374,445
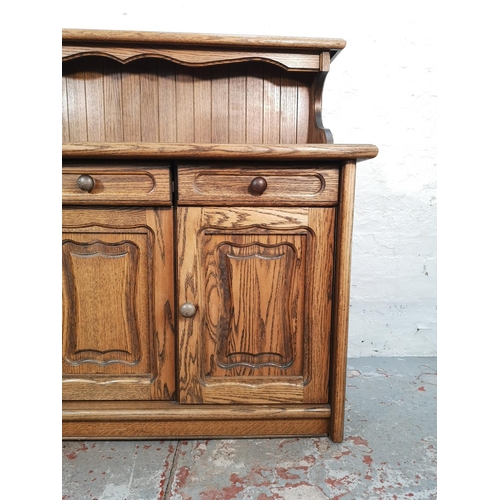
62,29,378,441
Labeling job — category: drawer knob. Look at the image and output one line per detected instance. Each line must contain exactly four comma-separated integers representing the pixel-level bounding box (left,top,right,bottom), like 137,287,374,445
76,174,95,192
249,176,267,195
180,302,197,318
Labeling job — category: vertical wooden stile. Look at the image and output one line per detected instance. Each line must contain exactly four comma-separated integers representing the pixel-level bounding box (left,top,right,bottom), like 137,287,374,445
330,160,357,442
246,63,264,143
65,64,88,142
194,67,212,143
296,74,311,143
279,74,298,143
62,74,69,142
103,59,123,142
228,64,247,143
176,207,203,403
122,61,142,142
85,59,105,141
158,64,177,142
263,66,281,143
140,60,159,142
308,52,332,143
147,208,176,401
211,66,229,143
303,207,335,403
175,68,195,142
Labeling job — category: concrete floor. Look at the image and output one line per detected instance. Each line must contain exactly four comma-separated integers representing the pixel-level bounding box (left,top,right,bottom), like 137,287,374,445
62,357,437,499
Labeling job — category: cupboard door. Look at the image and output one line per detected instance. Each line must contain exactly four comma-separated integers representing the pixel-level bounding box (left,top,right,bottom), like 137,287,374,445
62,207,176,401
177,207,335,404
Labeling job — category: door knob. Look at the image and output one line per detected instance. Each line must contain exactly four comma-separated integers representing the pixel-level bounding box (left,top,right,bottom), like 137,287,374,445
249,176,267,195
180,302,197,318
76,174,95,192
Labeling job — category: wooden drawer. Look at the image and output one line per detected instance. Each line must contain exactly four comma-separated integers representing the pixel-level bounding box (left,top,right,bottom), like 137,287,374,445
177,164,339,206
62,164,172,205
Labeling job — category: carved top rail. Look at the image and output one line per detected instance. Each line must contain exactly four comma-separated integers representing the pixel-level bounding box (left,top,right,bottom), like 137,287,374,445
62,29,346,71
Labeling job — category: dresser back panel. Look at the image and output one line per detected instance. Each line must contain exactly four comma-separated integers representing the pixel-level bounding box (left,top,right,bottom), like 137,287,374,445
62,57,327,144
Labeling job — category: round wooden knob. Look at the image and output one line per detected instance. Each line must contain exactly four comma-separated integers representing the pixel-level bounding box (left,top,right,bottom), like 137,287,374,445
180,302,197,318
249,176,267,195
76,174,95,192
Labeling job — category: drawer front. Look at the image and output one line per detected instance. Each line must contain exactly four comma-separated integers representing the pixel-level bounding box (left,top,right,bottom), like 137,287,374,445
177,164,339,206
62,165,172,205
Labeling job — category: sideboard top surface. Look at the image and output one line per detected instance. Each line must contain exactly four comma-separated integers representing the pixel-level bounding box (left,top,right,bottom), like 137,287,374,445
62,142,379,161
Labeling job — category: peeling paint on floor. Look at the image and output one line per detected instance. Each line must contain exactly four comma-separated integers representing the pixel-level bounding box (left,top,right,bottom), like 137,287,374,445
62,357,437,499
62,441,178,500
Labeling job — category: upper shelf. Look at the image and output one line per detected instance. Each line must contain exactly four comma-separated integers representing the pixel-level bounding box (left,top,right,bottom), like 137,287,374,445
62,30,354,146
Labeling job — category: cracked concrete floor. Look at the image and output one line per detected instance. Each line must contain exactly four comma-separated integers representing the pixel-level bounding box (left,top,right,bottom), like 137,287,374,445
62,357,437,499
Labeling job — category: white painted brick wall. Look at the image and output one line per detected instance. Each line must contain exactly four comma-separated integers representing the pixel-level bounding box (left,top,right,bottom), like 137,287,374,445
61,0,437,357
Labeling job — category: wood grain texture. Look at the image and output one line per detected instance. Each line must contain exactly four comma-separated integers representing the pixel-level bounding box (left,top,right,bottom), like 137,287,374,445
85,58,105,141
229,65,247,143
246,63,264,143
309,54,334,143
62,75,69,142
62,58,330,144
61,30,378,442
102,60,123,142
62,46,324,72
330,160,357,442
62,142,379,160
63,419,329,439
177,164,339,206
65,63,87,141
263,66,281,143
62,231,149,383
211,65,229,142
62,165,172,205
177,206,334,404
202,380,305,404
175,68,195,142
122,66,142,142
62,401,330,439
176,207,204,403
158,63,177,142
62,29,346,51
63,401,330,420
280,74,298,143
62,377,152,401
193,67,212,143
62,207,176,401
202,233,307,399
140,59,159,142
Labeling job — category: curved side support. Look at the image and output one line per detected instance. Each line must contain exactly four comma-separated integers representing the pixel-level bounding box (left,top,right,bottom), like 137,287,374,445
308,52,334,143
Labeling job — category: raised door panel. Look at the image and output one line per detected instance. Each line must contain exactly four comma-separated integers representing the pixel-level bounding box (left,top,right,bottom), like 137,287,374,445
62,207,176,401
177,206,335,404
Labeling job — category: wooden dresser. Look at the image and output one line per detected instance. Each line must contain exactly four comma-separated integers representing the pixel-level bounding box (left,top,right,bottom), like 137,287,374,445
62,29,378,441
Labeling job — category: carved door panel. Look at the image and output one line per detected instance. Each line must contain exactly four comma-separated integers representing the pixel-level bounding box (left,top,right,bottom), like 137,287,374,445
62,207,176,401
177,206,335,404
